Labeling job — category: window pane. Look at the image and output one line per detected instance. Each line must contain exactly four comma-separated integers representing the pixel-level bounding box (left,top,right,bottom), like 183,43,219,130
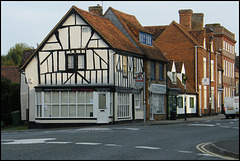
61,105,68,117
86,105,93,117
78,55,84,69
52,105,60,117
78,92,85,103
61,92,68,103
159,63,164,80
86,92,93,103
44,92,51,103
52,92,59,103
68,55,74,69
69,105,76,117
78,105,85,117
44,105,51,117
69,92,76,103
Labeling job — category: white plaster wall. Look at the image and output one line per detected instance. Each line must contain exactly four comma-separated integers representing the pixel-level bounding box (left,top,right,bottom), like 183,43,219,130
20,73,28,121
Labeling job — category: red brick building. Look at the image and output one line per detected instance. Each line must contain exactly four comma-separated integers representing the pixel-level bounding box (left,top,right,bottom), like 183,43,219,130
145,9,218,116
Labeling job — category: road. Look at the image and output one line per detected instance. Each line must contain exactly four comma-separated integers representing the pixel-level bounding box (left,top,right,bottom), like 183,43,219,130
1,118,239,160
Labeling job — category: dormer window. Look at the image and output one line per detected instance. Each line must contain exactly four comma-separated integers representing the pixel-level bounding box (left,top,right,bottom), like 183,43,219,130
139,31,152,46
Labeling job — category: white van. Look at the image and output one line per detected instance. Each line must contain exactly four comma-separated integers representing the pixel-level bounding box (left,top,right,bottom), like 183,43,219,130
224,96,239,119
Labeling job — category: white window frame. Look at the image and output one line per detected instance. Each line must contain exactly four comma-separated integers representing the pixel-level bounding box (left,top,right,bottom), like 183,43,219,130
35,91,94,118
135,94,141,109
211,60,214,81
203,57,207,78
204,86,207,109
117,93,130,118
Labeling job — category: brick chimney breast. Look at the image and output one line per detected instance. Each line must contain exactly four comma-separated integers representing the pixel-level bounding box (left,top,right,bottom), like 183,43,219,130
179,9,193,30
89,4,103,16
191,13,204,31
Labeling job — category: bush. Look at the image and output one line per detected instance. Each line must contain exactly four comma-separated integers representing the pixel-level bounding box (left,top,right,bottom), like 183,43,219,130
1,77,21,125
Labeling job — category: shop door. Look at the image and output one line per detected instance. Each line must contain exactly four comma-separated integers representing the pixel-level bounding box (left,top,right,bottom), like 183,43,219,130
97,93,109,124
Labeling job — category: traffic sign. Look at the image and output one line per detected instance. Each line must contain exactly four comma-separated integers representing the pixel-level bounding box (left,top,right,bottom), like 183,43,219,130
135,72,144,82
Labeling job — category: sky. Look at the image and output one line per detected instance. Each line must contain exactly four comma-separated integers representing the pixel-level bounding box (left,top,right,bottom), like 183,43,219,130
1,1,239,56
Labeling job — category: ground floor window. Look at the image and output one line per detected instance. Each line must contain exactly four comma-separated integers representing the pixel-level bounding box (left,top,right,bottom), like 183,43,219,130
189,97,194,108
117,93,130,118
35,91,93,118
151,93,165,114
178,96,183,108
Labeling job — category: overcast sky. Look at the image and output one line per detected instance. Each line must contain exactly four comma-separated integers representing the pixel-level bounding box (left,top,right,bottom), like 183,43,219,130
1,1,239,56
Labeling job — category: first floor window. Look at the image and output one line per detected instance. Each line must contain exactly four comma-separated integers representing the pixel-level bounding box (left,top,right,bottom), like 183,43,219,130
66,53,85,71
151,61,156,79
117,93,130,118
159,63,164,80
36,91,93,118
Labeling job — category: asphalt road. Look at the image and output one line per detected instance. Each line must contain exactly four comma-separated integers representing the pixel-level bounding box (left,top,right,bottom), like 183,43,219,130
1,118,239,160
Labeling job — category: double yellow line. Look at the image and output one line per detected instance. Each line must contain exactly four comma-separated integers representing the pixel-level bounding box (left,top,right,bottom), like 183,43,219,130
196,142,238,160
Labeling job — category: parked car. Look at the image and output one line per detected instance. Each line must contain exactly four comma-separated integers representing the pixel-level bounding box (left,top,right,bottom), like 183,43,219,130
224,96,239,119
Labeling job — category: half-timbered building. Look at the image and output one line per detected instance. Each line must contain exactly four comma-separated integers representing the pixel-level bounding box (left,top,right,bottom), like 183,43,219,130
20,5,146,127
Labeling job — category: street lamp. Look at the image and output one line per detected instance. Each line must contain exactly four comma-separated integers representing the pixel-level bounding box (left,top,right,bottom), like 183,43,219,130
182,73,188,121
209,35,214,116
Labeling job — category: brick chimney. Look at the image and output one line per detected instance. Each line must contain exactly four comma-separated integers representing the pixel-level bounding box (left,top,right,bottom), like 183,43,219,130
89,4,103,16
179,9,193,30
191,13,204,30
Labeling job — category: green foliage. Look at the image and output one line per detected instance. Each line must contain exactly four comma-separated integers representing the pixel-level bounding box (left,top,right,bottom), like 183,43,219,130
1,43,34,66
1,77,21,125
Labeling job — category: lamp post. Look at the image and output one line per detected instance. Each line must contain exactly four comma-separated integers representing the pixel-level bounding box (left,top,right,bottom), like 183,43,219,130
182,73,188,121
209,35,214,116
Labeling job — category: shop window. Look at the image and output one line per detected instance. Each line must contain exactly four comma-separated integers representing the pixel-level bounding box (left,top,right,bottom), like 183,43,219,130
35,91,93,118
117,93,130,118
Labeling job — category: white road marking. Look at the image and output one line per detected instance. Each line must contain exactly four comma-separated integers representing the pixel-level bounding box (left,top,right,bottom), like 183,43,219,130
104,144,122,147
135,146,161,150
75,142,102,145
45,142,72,144
75,128,111,131
176,150,193,153
115,127,140,131
188,124,215,127
2,138,56,144
197,153,215,157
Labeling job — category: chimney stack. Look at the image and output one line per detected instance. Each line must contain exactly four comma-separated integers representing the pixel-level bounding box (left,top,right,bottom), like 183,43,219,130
179,9,193,30
89,4,103,16
191,13,204,30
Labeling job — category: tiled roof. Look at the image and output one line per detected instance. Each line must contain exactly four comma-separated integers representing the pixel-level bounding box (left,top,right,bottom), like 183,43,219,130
167,77,197,94
150,21,200,47
1,66,20,83
74,6,142,55
109,7,168,63
144,25,168,41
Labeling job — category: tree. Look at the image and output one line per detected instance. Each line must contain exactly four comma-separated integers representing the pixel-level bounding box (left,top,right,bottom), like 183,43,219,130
1,43,34,66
